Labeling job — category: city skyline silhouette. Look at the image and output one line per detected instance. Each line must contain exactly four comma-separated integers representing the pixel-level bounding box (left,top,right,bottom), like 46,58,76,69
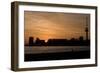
25,36,90,46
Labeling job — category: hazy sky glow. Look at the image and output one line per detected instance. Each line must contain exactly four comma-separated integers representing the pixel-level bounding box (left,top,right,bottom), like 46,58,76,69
24,11,90,44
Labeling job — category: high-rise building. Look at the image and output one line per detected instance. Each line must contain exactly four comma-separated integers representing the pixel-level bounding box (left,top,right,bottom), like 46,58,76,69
29,37,34,46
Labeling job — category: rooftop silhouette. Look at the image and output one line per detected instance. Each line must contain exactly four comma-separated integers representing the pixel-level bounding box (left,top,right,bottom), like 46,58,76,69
25,36,90,46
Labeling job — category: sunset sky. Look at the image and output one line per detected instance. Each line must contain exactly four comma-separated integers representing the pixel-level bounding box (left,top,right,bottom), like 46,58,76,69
24,11,90,44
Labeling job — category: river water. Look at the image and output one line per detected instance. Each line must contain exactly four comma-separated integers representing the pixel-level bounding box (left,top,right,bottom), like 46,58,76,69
25,46,90,54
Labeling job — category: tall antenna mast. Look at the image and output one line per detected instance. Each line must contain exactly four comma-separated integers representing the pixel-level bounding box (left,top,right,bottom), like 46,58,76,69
85,16,88,41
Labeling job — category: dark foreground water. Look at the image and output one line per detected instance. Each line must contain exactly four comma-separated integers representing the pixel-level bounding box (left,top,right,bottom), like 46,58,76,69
24,46,90,61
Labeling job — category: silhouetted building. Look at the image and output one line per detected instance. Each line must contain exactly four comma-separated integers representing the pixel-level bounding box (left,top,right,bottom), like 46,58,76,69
70,38,76,41
79,36,84,41
47,39,67,46
35,38,45,46
29,37,34,46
